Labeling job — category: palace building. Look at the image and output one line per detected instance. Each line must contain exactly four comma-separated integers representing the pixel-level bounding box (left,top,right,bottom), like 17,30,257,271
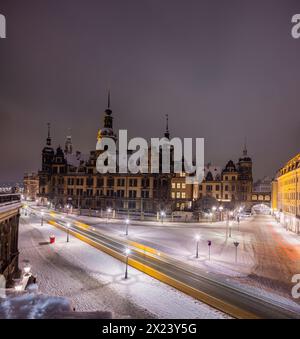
38,97,173,216
37,95,254,216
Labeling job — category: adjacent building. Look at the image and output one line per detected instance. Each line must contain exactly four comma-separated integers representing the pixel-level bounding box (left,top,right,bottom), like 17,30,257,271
0,193,21,287
272,153,300,234
23,173,39,201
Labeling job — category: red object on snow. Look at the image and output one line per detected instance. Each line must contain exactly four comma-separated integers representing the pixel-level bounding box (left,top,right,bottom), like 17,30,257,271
49,236,55,244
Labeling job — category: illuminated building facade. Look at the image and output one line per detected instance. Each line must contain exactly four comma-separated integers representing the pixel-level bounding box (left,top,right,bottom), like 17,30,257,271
272,153,300,234
38,96,254,215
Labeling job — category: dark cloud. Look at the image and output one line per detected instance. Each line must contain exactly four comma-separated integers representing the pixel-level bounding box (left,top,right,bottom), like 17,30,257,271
0,0,299,182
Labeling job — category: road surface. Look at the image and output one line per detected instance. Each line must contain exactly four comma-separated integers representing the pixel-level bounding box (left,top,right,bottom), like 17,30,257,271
26,207,300,319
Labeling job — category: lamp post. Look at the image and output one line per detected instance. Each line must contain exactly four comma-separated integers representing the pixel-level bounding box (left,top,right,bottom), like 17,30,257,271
41,211,44,226
219,206,223,221
107,208,112,223
207,240,212,260
234,241,239,263
124,248,131,279
24,264,31,276
125,218,130,236
160,211,166,224
67,222,70,242
195,235,200,258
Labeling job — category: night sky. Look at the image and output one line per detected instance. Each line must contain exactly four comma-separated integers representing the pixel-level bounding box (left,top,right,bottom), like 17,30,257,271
0,0,299,182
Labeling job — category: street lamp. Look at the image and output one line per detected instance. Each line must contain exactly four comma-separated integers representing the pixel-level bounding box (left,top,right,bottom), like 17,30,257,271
219,206,223,221
195,235,201,258
234,241,239,263
14,284,23,292
124,248,131,279
160,211,166,224
125,218,130,236
24,264,31,276
207,240,212,260
67,222,71,242
41,211,44,226
107,208,112,223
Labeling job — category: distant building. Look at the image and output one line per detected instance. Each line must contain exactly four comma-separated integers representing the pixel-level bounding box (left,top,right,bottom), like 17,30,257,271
23,173,39,201
251,176,271,205
253,176,272,193
272,153,300,234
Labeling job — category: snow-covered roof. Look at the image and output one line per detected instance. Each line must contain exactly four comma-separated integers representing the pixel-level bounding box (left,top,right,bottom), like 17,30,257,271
65,152,89,168
203,165,222,180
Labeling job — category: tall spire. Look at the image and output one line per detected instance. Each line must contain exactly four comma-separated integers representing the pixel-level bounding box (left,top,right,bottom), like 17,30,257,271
46,123,51,146
243,137,247,156
105,90,112,115
107,90,111,109
164,114,170,139
97,90,116,142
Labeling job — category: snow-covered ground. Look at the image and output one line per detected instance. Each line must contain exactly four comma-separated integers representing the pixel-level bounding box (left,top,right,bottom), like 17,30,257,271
17,215,229,319
44,210,300,312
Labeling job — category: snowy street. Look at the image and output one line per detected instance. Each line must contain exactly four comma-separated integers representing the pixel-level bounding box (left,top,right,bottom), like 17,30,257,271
18,215,228,319
53,210,300,302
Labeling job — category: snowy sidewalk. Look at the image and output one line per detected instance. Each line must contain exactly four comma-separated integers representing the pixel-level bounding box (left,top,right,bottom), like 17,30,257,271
18,216,229,319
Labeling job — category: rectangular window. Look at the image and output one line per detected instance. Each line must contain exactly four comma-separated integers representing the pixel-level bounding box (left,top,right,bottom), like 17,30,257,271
129,179,138,187
129,190,137,198
97,178,104,187
117,178,125,186
107,178,114,187
141,190,149,198
142,178,150,187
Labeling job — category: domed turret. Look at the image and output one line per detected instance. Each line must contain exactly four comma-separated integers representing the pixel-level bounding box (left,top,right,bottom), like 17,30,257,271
97,91,117,143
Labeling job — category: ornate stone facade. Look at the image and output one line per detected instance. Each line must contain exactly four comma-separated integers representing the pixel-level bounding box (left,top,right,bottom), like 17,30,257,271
0,194,21,287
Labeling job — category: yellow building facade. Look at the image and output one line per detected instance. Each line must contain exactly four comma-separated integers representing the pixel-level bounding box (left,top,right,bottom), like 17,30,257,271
272,153,300,234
